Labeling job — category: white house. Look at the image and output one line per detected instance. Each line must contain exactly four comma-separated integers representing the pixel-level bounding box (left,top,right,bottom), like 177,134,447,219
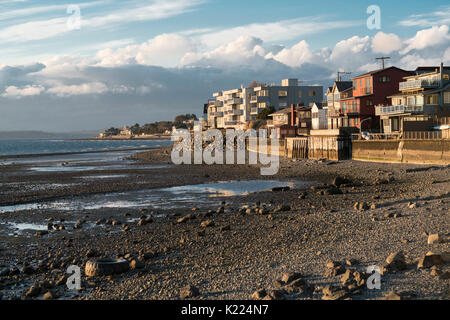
311,102,328,130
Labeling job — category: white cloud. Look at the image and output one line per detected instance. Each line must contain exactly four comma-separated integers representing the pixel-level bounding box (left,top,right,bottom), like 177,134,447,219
268,40,313,68
2,84,44,97
372,32,403,54
46,82,108,97
97,34,198,67
401,25,450,54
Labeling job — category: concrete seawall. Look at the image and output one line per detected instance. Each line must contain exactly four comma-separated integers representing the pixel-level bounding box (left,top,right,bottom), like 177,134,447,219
352,140,450,165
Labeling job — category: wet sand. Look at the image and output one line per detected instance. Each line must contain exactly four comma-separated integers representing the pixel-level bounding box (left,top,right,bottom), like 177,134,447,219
0,146,449,300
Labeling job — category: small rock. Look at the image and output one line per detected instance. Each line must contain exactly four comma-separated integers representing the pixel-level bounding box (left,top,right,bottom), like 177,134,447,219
25,284,41,297
427,234,443,245
383,291,402,300
180,285,200,299
200,220,215,228
417,252,444,269
250,289,267,300
384,251,407,272
130,259,145,269
281,272,303,285
43,291,54,300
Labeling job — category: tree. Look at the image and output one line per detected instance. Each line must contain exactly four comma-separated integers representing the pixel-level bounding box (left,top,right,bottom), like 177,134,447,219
257,106,276,120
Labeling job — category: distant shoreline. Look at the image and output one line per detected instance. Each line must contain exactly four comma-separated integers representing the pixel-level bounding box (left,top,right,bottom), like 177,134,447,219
0,146,170,160
86,135,172,141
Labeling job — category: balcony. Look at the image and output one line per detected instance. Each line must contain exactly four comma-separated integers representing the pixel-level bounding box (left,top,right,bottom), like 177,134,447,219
225,98,242,105
375,105,424,116
224,121,239,126
209,100,223,107
209,112,223,117
250,107,259,115
224,110,243,116
399,79,440,91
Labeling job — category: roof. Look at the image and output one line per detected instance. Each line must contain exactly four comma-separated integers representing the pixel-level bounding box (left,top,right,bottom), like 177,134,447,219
310,102,323,109
269,108,292,116
334,81,353,92
415,66,450,74
352,66,412,80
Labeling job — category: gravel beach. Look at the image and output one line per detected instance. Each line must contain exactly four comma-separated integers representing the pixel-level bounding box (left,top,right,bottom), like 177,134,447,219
0,145,448,300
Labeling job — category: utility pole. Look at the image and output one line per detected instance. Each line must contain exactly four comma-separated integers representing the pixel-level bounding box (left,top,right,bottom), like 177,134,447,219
337,71,352,81
376,57,391,69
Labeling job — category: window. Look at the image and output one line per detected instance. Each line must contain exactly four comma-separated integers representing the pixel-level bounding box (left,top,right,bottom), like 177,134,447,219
379,76,391,83
444,91,450,104
444,74,449,80
279,90,287,97
366,99,373,106
257,90,268,97
426,94,438,105
309,90,316,97
257,102,267,109
353,80,357,90
298,91,302,97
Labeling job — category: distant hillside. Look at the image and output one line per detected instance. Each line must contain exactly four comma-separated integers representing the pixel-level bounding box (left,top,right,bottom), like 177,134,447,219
0,130,99,140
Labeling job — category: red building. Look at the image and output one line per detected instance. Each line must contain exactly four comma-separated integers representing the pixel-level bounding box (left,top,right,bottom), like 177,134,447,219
339,67,412,130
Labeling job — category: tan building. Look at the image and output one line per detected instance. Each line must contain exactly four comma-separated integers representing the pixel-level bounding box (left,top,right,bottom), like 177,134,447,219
205,79,323,129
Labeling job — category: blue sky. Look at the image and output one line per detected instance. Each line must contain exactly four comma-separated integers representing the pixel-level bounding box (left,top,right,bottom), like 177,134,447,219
0,0,449,131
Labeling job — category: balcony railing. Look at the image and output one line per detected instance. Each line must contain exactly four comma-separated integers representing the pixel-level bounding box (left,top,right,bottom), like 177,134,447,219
225,98,242,105
250,107,259,114
399,79,440,91
224,110,243,116
375,105,424,116
209,112,223,117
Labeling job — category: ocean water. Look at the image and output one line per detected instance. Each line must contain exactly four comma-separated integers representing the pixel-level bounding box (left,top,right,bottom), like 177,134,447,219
0,139,173,156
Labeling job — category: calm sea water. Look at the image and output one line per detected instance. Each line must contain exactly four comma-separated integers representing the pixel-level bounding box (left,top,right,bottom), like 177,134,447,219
0,139,173,156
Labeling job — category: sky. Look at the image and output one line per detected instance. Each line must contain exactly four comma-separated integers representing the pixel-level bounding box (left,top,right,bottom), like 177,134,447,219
0,0,449,132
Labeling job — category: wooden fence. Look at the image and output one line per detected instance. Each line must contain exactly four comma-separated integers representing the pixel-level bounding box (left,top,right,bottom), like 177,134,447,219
285,138,308,159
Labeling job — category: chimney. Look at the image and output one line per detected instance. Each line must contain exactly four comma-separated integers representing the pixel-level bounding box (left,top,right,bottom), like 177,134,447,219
291,104,296,126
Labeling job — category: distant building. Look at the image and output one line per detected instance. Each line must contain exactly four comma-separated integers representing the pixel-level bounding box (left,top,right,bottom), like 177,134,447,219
205,79,323,129
120,126,132,136
376,63,450,134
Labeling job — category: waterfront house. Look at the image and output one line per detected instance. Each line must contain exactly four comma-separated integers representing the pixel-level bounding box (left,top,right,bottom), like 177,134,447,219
326,81,353,129
376,63,450,134
312,102,328,130
339,66,412,131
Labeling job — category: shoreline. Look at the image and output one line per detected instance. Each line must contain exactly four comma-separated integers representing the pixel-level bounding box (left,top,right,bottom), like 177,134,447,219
0,145,448,300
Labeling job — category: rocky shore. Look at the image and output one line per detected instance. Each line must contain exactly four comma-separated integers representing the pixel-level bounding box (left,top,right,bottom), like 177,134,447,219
0,146,449,300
